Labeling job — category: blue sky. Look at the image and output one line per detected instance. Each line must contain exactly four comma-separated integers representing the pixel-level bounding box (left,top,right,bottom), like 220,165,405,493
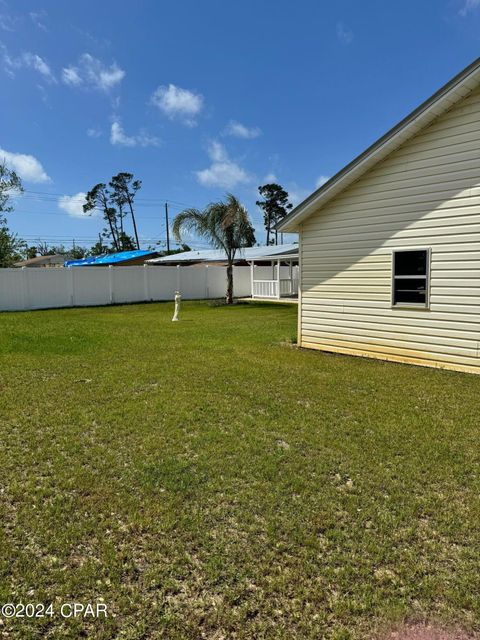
1,0,480,250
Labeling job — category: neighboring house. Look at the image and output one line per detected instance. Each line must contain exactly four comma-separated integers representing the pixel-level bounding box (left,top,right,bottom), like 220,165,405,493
14,254,65,268
65,249,159,267
278,57,480,374
147,244,298,266
148,244,299,299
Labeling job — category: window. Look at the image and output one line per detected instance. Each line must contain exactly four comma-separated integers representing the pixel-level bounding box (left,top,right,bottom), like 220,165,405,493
392,249,429,307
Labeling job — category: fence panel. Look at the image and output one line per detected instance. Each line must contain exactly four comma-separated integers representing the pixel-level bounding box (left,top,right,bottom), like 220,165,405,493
233,268,252,297
0,269,25,310
145,266,177,300
111,266,146,304
178,267,208,299
27,268,71,309
0,265,253,312
71,267,110,307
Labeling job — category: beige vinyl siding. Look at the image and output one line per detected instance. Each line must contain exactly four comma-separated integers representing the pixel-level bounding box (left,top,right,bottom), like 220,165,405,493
300,86,480,374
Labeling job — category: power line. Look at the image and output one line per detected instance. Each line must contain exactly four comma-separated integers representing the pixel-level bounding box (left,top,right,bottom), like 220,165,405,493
18,234,210,247
15,198,188,213
21,189,201,209
10,209,170,223
9,190,221,251
165,202,170,252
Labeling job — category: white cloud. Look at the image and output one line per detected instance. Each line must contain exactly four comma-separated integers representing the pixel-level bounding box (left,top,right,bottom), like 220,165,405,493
23,53,55,82
288,185,311,207
87,127,102,138
2,45,56,82
316,175,330,188
58,192,93,218
195,141,250,189
110,119,160,147
37,83,48,103
0,3,16,32
263,173,278,183
150,84,203,126
224,120,261,139
29,10,47,31
459,0,480,15
0,147,50,183
288,176,331,206
62,66,81,86
208,140,227,162
62,53,125,92
336,21,353,45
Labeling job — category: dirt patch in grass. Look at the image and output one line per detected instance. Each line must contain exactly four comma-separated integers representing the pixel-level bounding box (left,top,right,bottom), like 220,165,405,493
383,623,477,640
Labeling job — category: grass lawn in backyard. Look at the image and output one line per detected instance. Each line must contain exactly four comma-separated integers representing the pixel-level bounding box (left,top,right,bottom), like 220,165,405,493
0,300,479,639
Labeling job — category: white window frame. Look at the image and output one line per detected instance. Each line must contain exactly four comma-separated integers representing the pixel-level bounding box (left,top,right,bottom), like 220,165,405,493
391,247,431,309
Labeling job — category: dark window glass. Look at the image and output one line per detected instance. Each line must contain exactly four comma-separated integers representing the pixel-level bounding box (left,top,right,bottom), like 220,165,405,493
393,278,427,304
394,250,427,276
393,250,428,306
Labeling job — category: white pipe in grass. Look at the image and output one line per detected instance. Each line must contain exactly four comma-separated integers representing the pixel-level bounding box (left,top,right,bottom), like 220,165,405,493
172,291,181,321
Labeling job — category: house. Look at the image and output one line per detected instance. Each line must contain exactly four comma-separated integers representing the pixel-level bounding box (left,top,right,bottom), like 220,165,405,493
64,249,159,267
14,254,65,268
147,244,299,299
277,57,480,374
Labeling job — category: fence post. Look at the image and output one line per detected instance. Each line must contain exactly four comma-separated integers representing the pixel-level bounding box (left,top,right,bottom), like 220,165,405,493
21,267,30,310
108,265,114,304
143,264,150,301
68,267,75,307
276,259,281,300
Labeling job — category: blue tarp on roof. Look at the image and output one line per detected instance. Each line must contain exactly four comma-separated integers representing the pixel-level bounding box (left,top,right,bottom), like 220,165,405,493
65,250,157,267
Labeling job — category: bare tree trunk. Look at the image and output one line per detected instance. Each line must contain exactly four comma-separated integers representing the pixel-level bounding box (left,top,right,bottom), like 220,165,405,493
126,196,140,250
105,209,119,251
226,262,234,304
266,224,270,246
119,205,124,249
112,214,121,251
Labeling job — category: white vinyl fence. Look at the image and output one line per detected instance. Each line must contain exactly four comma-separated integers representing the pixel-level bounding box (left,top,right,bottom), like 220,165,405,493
0,265,252,312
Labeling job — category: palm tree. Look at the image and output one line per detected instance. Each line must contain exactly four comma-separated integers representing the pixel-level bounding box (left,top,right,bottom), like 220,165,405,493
173,194,256,304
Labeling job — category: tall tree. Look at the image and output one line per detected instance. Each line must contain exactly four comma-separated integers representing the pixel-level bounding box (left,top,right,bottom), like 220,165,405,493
50,244,88,260
83,184,121,251
89,236,109,256
0,162,23,223
173,194,255,304
117,231,137,251
0,227,26,267
256,183,293,245
109,173,142,249
36,241,55,256
0,162,25,267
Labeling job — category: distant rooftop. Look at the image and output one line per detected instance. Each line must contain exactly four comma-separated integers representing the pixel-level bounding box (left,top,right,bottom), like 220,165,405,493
14,254,65,268
147,244,298,265
65,249,158,267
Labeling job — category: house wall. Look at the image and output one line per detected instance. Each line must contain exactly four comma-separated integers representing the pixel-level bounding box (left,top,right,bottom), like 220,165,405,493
299,85,480,374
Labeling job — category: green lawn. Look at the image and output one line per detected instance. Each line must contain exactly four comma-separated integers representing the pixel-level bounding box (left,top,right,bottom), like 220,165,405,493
0,301,479,639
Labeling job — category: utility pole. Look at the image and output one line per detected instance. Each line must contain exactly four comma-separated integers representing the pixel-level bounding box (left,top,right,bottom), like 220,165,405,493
165,202,170,252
